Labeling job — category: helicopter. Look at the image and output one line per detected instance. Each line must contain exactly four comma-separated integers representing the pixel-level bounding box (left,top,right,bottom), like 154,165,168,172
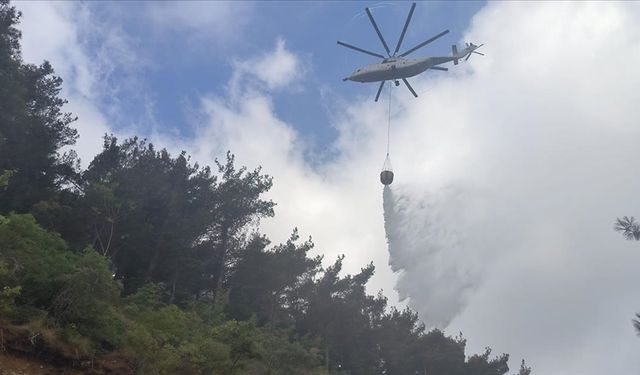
338,2,484,102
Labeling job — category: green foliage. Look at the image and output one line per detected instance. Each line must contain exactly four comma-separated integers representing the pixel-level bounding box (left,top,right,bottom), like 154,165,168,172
0,214,124,347
124,303,225,373
50,248,124,345
123,288,265,374
227,230,322,325
204,151,276,303
0,169,14,188
0,213,72,310
0,261,21,314
376,307,427,374
291,255,384,374
257,326,325,375
212,319,264,373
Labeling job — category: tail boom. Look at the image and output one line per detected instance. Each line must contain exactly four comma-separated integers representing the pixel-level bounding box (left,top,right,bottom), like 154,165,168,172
452,44,459,65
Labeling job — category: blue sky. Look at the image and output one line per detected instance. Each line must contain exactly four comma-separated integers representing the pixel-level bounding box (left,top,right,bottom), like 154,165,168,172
81,1,484,155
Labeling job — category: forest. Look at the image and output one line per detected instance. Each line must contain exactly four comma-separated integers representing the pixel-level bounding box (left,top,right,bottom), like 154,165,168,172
0,1,531,373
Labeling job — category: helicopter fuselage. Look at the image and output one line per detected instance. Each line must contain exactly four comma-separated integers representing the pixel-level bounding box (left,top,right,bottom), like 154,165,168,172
345,55,455,83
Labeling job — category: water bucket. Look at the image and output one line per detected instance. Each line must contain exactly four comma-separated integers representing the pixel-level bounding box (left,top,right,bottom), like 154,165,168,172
380,154,394,185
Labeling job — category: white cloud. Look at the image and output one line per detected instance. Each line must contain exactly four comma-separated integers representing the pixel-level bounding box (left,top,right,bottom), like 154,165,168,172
16,2,155,166
251,38,303,90
229,37,306,96
146,2,253,48
16,1,116,166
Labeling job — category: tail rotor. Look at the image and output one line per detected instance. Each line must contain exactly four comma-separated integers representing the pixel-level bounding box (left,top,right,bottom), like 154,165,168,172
464,42,484,61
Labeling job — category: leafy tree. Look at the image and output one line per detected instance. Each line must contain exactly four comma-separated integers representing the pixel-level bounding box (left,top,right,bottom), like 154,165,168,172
0,214,122,341
82,136,218,298
202,152,275,303
376,307,426,375
50,249,124,345
0,213,73,311
226,230,322,325
255,326,325,375
123,301,231,373
0,0,78,214
290,256,385,374
465,347,509,375
121,285,324,374
78,137,275,303
419,330,468,375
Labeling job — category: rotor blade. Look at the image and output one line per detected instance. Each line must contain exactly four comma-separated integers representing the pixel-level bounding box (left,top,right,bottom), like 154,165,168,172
472,51,485,56
402,78,418,98
399,29,450,57
366,7,391,56
465,52,472,61
394,2,416,55
430,66,448,71
337,41,386,59
375,81,386,102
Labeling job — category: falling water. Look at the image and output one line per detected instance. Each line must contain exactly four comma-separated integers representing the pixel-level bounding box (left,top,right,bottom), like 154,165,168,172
382,184,482,328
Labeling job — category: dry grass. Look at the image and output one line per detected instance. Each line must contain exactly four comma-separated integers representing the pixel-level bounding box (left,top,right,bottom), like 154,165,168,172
0,321,132,374
0,352,84,375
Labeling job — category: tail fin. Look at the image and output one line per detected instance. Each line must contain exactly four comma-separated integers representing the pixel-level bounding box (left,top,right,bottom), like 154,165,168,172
452,44,459,65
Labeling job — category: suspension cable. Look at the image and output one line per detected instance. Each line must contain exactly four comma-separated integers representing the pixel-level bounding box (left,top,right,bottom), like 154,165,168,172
386,82,392,155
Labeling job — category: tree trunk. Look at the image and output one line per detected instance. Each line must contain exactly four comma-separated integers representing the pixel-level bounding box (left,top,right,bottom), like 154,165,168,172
145,247,160,283
169,270,178,304
325,346,329,372
210,223,229,305
104,220,115,256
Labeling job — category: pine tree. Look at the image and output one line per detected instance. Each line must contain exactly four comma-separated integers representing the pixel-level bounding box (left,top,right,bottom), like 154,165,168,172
0,0,78,213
